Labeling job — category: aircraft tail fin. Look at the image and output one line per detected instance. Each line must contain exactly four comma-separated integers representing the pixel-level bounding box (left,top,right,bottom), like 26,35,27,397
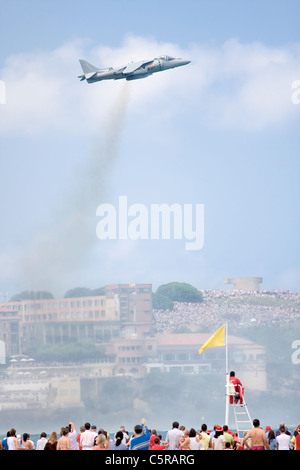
79,59,99,74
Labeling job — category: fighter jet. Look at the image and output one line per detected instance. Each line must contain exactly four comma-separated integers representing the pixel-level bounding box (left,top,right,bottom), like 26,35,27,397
78,55,191,83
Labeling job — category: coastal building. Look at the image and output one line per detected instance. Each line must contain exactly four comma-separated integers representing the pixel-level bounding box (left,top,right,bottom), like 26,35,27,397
0,307,21,358
3,354,117,411
0,283,268,416
105,283,153,338
106,332,267,391
1,283,152,351
1,330,267,415
106,336,157,376
144,333,267,391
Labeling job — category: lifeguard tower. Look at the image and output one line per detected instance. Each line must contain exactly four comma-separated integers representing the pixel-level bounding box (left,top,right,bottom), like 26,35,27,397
198,322,254,440
225,379,253,438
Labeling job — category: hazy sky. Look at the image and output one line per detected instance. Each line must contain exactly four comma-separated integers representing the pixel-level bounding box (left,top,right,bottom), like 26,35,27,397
0,0,299,297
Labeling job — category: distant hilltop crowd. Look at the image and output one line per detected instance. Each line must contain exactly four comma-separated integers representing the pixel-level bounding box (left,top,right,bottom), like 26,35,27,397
153,289,300,333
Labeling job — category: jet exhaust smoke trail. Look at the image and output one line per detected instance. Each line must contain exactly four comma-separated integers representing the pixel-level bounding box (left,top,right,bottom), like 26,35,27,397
19,82,131,295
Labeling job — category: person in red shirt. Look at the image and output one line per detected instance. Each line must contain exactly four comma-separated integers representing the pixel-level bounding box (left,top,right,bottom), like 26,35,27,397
295,433,300,450
77,426,85,450
234,433,245,450
291,424,300,450
151,437,169,450
229,371,244,404
150,429,158,449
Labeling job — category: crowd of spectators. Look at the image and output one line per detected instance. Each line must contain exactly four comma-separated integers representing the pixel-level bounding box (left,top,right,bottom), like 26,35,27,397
153,290,300,333
1,419,299,450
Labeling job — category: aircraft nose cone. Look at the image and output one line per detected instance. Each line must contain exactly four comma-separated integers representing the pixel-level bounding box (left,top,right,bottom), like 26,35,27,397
175,59,191,67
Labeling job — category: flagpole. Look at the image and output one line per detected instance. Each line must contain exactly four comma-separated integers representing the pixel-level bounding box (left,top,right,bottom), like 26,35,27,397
225,322,229,426
198,324,228,423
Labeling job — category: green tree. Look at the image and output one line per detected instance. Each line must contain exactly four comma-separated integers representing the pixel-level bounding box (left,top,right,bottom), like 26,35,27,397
152,292,174,310
64,287,93,298
153,282,203,309
9,290,54,301
64,287,105,298
24,341,105,363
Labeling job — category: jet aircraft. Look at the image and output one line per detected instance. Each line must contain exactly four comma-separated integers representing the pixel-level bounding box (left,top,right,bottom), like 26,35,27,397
78,55,190,83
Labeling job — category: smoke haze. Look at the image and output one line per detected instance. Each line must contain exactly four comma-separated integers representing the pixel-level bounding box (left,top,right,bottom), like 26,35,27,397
18,82,131,295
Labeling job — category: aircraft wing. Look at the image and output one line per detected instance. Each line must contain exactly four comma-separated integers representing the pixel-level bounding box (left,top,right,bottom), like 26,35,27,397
122,59,154,75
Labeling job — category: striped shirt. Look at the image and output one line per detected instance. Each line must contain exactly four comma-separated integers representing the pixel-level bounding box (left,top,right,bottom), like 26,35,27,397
129,424,150,450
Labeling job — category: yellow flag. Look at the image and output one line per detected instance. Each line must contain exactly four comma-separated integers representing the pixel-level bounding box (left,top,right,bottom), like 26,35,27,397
198,324,225,355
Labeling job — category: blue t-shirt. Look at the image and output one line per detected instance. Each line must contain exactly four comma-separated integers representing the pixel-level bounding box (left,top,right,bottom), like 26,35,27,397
129,424,150,450
269,438,277,450
2,438,8,451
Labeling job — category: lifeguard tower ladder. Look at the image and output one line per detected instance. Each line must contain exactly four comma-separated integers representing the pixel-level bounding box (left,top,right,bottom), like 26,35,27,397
226,382,253,438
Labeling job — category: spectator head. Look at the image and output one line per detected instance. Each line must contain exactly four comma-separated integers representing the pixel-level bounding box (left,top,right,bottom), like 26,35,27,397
96,434,106,447
61,427,69,436
134,424,143,435
268,430,276,441
114,431,123,447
